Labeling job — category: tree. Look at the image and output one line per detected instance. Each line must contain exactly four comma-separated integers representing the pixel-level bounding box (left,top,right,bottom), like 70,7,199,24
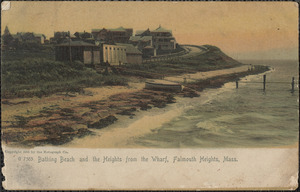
2,26,14,46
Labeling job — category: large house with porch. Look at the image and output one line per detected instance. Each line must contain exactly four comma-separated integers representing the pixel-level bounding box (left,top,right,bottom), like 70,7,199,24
91,27,133,44
150,25,176,51
130,25,177,57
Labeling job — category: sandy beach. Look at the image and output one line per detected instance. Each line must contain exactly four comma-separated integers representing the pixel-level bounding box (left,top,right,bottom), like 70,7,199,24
2,64,269,147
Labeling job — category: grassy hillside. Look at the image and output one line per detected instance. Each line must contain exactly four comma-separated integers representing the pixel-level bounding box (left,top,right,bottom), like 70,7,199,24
121,45,242,78
1,45,244,98
2,45,55,62
2,59,127,98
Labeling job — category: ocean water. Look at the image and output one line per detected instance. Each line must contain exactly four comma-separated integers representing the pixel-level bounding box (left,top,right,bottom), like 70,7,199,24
132,60,299,148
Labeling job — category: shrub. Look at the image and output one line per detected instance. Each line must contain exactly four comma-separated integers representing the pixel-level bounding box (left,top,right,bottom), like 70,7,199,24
102,75,128,86
1,58,129,98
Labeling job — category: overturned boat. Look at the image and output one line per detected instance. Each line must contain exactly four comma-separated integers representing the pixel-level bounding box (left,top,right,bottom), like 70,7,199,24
145,80,183,92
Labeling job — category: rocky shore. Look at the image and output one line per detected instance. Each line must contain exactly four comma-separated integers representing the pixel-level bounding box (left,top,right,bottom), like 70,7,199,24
2,65,269,147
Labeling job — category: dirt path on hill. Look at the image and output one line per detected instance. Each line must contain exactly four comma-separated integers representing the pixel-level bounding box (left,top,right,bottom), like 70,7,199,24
181,45,206,58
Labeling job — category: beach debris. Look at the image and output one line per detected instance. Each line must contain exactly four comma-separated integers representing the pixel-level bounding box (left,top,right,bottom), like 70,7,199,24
2,100,30,105
138,102,152,111
87,115,118,129
117,107,136,116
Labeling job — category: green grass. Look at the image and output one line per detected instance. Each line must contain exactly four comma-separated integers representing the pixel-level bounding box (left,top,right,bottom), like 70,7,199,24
123,45,242,77
2,58,128,98
1,44,244,98
2,45,55,62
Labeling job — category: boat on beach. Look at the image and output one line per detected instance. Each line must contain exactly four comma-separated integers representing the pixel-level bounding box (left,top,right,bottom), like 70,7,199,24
145,79,183,92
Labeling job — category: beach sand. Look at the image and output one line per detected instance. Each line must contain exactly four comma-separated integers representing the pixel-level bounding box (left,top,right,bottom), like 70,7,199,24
2,65,266,147
165,65,250,83
1,82,144,125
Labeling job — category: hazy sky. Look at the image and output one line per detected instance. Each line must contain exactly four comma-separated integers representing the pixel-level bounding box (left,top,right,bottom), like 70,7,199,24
1,1,298,60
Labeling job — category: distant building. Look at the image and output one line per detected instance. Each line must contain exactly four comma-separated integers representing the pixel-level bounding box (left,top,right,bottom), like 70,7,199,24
102,44,127,65
129,36,153,50
2,27,47,50
135,28,151,36
92,28,109,42
150,25,176,51
55,41,100,65
116,43,143,65
33,33,46,44
10,32,46,44
50,31,70,44
92,27,133,44
129,36,155,58
131,25,176,57
74,31,95,44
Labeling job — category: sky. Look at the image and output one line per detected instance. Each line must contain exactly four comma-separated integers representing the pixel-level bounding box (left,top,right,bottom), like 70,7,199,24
1,1,298,60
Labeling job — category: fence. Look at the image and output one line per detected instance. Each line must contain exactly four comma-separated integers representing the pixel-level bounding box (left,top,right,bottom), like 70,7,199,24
142,48,190,63
236,74,298,92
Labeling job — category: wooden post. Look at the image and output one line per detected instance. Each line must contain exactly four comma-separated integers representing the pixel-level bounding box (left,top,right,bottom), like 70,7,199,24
68,31,72,62
291,77,295,92
263,75,266,91
236,81,238,89
91,47,94,65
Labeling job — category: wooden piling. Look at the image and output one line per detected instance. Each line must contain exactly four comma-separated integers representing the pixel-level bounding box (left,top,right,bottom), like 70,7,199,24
291,77,295,92
236,81,238,89
263,75,266,91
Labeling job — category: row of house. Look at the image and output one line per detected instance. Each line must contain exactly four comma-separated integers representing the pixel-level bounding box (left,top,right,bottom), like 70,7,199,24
2,26,47,50
2,25,178,65
55,41,143,66
91,27,133,44
54,25,177,66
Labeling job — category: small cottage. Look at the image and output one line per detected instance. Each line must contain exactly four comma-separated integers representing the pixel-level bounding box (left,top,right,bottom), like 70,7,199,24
55,41,100,65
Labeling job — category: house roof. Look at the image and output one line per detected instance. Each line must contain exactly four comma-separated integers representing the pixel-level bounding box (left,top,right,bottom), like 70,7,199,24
92,27,131,33
143,45,154,49
91,28,105,33
135,30,145,36
75,32,92,35
151,26,172,33
108,26,127,32
129,36,152,41
33,33,46,38
56,40,97,47
141,36,152,41
116,43,142,54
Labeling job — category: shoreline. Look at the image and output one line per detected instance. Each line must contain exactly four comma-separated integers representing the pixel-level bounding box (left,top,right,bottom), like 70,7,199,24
2,64,270,148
